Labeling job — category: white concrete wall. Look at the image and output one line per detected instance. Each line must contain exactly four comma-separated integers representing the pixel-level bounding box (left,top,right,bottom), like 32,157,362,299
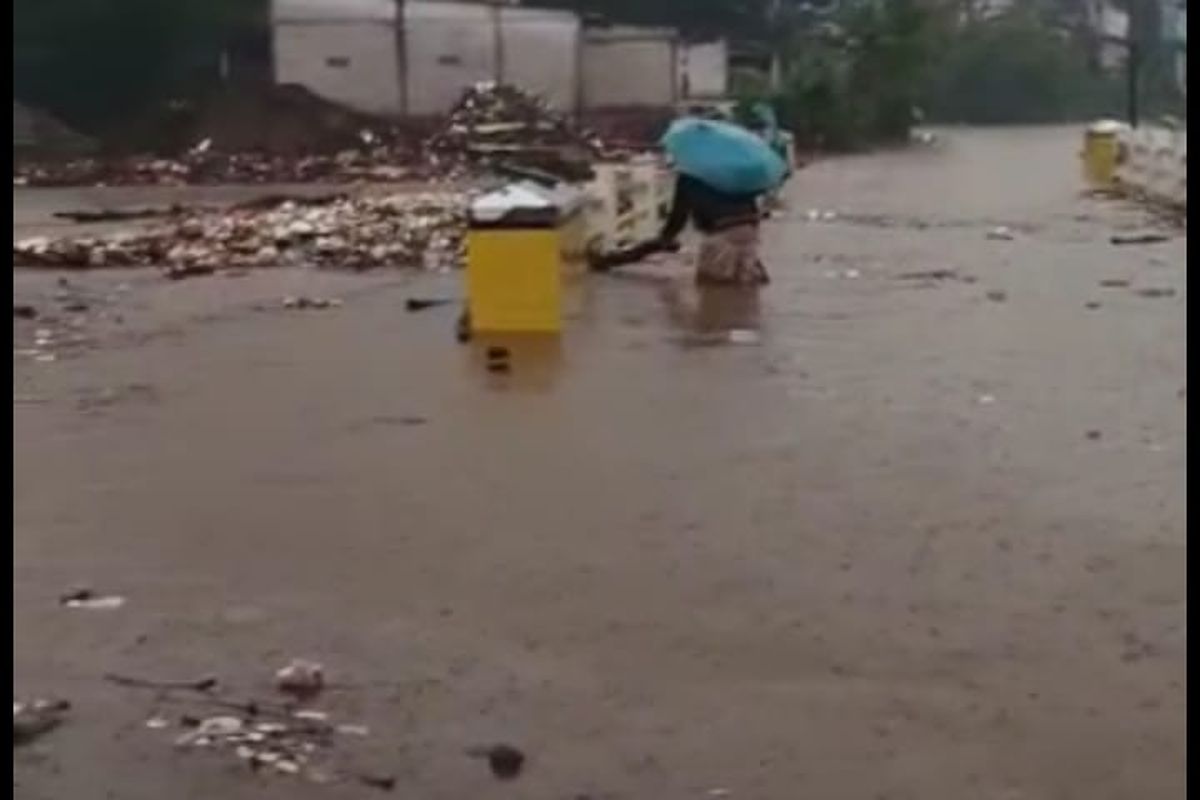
498,7,580,113
402,2,579,115
272,0,395,23
679,40,727,99
582,26,678,108
403,1,497,116
273,21,403,115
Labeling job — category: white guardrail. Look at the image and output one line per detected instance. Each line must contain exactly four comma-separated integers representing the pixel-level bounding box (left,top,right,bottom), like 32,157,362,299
1116,124,1187,208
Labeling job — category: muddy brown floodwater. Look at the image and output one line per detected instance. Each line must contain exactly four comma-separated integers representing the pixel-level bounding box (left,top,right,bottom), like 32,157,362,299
14,127,1185,799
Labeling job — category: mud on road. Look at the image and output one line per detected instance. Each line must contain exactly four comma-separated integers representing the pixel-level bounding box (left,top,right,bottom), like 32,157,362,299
14,126,1186,799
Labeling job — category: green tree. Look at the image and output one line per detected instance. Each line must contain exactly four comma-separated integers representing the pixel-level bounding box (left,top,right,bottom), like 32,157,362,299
919,7,1125,123
764,0,951,150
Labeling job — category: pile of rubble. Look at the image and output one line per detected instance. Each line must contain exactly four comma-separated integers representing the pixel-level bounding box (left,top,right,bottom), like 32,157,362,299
13,191,467,272
14,83,637,188
424,83,613,181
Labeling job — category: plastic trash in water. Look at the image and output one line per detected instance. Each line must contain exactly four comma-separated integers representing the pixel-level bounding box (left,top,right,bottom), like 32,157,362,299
59,587,125,610
727,329,761,345
275,659,325,699
466,743,526,780
14,698,70,747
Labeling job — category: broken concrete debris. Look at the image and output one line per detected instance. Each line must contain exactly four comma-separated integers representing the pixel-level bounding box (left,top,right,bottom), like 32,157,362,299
13,192,467,272
165,705,380,786
11,85,661,274
106,662,390,789
425,82,612,181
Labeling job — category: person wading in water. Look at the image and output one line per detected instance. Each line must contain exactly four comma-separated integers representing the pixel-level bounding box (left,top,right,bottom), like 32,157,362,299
654,170,768,287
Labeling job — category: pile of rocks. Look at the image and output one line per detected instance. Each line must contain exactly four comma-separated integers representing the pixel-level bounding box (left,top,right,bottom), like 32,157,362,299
13,192,467,272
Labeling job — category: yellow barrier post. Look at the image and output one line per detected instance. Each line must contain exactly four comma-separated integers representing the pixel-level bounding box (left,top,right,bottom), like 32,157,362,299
1081,119,1127,188
465,182,586,334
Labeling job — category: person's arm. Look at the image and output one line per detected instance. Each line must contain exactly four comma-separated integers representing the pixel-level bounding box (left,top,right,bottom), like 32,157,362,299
658,176,691,244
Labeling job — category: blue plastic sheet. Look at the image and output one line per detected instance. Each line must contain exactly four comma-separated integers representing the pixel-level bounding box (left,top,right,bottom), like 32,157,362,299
660,117,787,195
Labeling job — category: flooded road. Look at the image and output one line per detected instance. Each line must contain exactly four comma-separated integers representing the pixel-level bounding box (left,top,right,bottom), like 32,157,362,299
14,126,1186,799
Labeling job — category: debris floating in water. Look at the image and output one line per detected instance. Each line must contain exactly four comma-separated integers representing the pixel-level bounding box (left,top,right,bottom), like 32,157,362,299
274,659,326,700
14,698,71,747
59,587,126,610
466,743,527,780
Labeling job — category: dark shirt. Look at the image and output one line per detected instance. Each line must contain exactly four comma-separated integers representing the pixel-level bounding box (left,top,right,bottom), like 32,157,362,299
659,174,760,241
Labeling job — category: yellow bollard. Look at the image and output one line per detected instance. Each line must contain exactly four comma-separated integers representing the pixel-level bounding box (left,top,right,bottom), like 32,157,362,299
465,182,586,334
1081,120,1126,188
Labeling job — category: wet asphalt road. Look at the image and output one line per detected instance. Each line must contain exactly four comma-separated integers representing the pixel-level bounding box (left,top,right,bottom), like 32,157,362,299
13,126,1186,799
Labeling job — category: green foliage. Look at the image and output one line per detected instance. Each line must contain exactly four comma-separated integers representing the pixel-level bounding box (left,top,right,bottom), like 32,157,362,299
919,8,1126,123
749,0,949,151
735,0,1183,148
